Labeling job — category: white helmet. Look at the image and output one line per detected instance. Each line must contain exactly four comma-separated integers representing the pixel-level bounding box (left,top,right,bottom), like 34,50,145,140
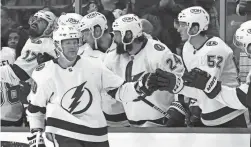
78,11,108,48
112,14,143,46
29,10,57,37
233,26,251,57
240,20,251,29
57,13,83,28
53,25,81,56
178,6,210,37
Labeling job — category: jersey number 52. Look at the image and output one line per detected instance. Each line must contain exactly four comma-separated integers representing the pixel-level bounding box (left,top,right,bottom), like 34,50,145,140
207,55,223,68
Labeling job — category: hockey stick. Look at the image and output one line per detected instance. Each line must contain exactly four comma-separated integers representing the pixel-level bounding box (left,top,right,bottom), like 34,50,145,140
138,94,171,119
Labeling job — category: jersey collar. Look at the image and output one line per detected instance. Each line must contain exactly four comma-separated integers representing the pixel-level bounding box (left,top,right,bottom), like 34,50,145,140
53,55,81,69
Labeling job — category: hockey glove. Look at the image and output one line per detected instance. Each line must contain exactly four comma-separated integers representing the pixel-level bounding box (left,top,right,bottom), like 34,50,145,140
182,68,221,99
27,129,45,147
37,52,54,65
155,68,184,94
134,73,158,96
236,0,251,16
164,101,187,127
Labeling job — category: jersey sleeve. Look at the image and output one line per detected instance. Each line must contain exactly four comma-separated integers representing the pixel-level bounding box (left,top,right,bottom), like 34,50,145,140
26,68,53,131
214,83,250,110
100,62,140,102
0,65,21,85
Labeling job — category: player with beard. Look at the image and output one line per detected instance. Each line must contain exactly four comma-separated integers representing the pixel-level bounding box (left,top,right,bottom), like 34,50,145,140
78,12,129,127
26,25,157,147
0,10,57,85
104,14,186,127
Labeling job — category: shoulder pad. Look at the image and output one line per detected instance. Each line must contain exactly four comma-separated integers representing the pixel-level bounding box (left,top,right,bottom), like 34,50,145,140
206,40,218,46
154,43,166,51
35,63,45,71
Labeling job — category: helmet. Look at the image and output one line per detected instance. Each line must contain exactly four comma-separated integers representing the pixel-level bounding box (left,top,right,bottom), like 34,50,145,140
240,20,251,29
29,10,57,37
57,13,83,28
53,25,81,54
78,11,108,34
78,11,108,48
178,6,210,36
112,14,143,45
233,26,251,57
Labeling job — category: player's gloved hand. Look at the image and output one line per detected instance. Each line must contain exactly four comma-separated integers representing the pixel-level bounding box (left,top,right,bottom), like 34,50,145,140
236,0,251,16
27,129,45,147
182,68,221,99
134,73,158,96
164,101,187,127
155,68,184,94
37,52,54,65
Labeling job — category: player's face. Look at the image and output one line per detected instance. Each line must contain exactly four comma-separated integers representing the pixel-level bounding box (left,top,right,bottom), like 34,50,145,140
82,29,95,46
8,32,20,49
177,22,189,41
61,39,79,61
29,17,48,38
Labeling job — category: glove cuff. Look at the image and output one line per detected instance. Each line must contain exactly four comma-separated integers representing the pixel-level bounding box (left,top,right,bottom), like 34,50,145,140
204,81,222,99
172,76,184,94
204,76,217,93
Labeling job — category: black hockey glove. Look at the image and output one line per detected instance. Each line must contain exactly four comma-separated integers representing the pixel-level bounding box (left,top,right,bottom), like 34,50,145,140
37,52,54,65
182,68,221,99
134,73,158,96
155,68,184,94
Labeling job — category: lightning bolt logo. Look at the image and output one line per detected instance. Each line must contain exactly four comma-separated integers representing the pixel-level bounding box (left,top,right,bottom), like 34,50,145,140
68,82,86,113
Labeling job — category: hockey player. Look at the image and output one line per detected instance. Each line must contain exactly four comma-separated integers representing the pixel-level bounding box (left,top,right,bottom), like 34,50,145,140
78,12,129,127
26,25,157,147
0,46,24,126
153,7,248,127
0,10,57,85
104,14,185,127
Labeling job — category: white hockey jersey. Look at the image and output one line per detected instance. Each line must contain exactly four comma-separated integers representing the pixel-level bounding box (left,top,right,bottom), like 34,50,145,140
0,38,57,85
181,36,245,126
79,43,129,127
0,47,23,122
104,38,185,127
27,56,141,142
